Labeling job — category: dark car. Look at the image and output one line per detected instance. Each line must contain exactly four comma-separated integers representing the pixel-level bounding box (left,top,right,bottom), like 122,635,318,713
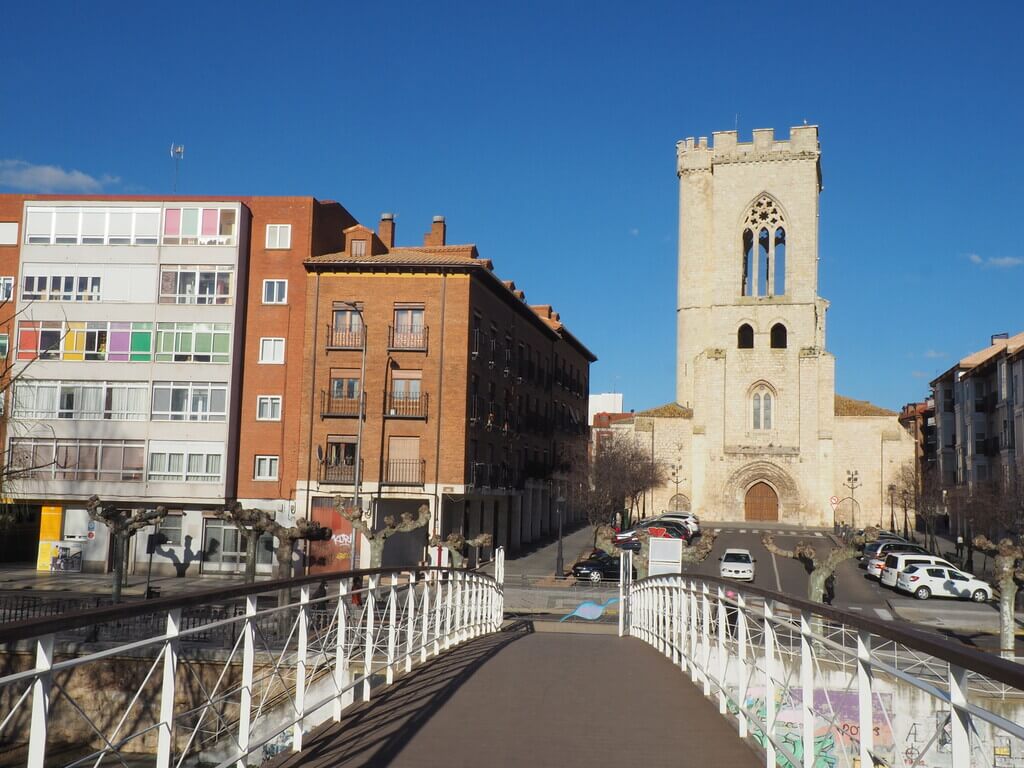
572,550,634,582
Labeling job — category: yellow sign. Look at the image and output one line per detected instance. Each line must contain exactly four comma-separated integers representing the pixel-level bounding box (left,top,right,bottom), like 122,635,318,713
37,506,63,571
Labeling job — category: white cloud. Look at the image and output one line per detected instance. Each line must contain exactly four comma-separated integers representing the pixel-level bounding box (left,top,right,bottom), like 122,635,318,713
0,159,119,193
966,252,1023,269
923,349,945,359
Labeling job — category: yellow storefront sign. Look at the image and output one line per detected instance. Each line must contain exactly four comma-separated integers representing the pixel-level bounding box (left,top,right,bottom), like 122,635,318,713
36,506,63,571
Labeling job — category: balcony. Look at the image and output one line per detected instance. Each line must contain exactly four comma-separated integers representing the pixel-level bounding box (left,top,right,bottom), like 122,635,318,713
388,325,428,352
385,393,429,419
384,458,425,485
325,326,365,350
319,460,360,485
321,391,361,418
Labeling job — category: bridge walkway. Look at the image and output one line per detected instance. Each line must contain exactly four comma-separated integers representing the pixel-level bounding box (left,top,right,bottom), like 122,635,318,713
270,621,760,768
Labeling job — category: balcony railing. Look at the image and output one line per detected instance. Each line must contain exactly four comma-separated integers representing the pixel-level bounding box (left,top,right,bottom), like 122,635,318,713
319,460,361,484
384,458,425,485
386,393,428,419
321,391,361,417
388,325,428,351
326,326,365,350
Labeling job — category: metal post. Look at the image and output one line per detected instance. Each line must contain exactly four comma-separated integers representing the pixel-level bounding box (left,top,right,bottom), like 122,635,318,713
385,576,397,684
363,575,377,702
421,578,431,663
716,585,727,714
555,497,564,577
679,578,688,673
672,581,681,665
857,630,873,766
405,578,416,673
293,585,309,751
156,609,181,768
334,578,351,719
443,572,453,649
689,579,699,682
800,610,815,768
701,583,711,696
237,595,256,763
618,552,627,637
949,663,972,767
763,599,777,767
26,633,54,768
736,591,748,738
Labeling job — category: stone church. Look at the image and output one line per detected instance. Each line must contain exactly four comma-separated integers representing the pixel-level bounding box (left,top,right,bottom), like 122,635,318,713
619,126,914,527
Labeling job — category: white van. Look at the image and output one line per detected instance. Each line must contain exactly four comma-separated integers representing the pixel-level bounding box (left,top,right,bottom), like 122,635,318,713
879,552,956,588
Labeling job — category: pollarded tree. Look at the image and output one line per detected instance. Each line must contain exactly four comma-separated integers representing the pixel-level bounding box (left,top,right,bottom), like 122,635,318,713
220,503,332,581
762,527,880,604
428,532,494,569
86,495,167,603
594,524,717,579
973,535,1024,659
339,501,430,568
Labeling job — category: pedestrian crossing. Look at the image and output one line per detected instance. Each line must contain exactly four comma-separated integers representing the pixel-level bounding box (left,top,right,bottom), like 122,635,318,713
711,528,825,538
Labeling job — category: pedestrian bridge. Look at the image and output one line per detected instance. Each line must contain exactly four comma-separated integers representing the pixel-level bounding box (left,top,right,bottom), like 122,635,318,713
2,550,1023,768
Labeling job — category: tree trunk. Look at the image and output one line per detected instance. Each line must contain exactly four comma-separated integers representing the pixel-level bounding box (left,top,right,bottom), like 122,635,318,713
998,575,1018,659
111,533,123,604
368,537,386,569
807,568,828,603
244,529,259,584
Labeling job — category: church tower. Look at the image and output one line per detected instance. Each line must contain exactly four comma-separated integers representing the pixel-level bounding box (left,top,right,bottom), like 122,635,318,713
676,126,836,523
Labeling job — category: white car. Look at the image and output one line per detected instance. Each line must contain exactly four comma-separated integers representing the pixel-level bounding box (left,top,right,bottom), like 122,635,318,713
879,553,956,588
896,565,992,602
719,548,755,581
659,512,700,535
865,556,887,579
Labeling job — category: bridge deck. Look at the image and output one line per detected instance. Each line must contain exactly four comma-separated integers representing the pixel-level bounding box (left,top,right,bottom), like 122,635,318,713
272,622,760,767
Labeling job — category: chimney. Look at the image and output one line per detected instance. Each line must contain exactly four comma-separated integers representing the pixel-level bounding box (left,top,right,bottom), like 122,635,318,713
378,213,395,248
992,332,1009,344
424,215,446,246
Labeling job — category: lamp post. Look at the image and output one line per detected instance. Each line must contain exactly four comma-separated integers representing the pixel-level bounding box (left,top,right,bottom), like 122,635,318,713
555,494,565,578
887,483,896,532
335,301,367,521
844,470,861,530
901,489,910,541
670,464,684,510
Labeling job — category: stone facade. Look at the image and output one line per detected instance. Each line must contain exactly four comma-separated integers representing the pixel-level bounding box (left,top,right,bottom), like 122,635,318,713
619,127,915,527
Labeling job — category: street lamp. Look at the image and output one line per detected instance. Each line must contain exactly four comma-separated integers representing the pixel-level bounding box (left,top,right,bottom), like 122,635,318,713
555,494,566,578
335,301,367,522
900,489,910,541
887,483,896,532
669,464,685,510
843,470,861,530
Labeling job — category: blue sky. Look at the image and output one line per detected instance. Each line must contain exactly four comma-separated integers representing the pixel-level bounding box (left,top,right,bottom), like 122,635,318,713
2,1,1021,412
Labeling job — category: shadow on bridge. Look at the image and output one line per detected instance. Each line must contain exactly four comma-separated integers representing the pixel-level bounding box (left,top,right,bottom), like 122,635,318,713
271,621,760,768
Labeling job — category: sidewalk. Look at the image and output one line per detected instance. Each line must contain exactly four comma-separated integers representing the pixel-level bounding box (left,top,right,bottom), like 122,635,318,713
0,567,251,599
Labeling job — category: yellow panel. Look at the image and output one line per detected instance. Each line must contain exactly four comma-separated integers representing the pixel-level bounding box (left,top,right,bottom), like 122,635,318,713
64,323,85,361
37,542,60,571
39,505,62,539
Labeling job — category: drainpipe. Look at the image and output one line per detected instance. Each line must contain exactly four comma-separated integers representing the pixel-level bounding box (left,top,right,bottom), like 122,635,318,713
433,271,448,537
305,273,320,522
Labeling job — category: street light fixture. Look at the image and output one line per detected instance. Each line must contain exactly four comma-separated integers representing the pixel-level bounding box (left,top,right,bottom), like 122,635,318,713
843,470,861,530
887,483,896,532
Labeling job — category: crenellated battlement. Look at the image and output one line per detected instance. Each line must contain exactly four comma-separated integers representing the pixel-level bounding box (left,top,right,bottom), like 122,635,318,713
677,126,819,173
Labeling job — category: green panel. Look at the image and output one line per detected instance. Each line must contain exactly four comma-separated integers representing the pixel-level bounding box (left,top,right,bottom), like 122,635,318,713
212,333,229,354
130,330,152,362
195,333,212,354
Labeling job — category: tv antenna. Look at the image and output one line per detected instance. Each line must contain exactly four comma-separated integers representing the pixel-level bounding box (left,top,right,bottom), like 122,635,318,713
169,143,185,192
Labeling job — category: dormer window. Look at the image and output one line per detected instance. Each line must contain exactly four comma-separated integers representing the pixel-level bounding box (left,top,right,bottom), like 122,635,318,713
351,239,367,257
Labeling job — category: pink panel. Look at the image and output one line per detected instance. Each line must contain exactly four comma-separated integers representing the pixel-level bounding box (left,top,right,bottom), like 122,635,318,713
202,209,218,236
164,208,181,235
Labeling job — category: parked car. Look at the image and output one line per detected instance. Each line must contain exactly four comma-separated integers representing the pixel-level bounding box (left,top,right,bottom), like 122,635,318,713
879,553,957,588
572,550,632,582
657,512,701,535
865,544,930,578
614,520,692,550
862,541,928,567
896,565,992,602
719,548,755,581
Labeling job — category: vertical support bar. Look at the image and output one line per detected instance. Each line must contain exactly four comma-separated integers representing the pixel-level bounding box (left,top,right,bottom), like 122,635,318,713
386,576,398,684
156,609,181,768
334,578,351,720
763,599,777,767
800,610,815,768
237,595,257,763
856,630,873,766
618,552,627,637
949,663,971,768
293,585,309,751
701,583,711,696
434,575,444,655
716,585,727,714
421,578,431,663
736,591,748,738
26,633,54,768
363,575,377,702
689,580,698,682
444,572,454,649
678,578,687,672
405,577,416,672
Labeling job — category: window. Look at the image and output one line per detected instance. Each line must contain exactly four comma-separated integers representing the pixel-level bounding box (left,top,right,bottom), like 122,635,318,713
740,196,785,297
330,369,360,400
155,323,231,363
737,324,754,349
22,275,102,302
770,323,788,349
17,320,154,362
330,307,363,348
351,238,367,257
158,514,183,547
24,207,160,246
152,382,228,421
147,443,222,482
259,337,285,364
162,207,236,246
0,277,13,302
254,455,279,480
19,381,149,420
0,334,7,359
324,437,356,467
10,438,144,481
266,224,292,249
751,384,775,430
262,279,287,304
159,267,233,304
392,305,426,349
257,395,282,420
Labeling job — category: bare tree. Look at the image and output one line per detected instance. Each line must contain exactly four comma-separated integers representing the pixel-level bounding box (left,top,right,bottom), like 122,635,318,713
587,433,666,531
428,532,494,569
219,503,331,582
762,527,880,604
339,501,430,568
86,495,167,603
893,460,944,553
972,535,1024,659
593,524,717,579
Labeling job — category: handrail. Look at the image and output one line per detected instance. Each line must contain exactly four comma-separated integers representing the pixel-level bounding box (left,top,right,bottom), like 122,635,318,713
0,565,491,646
632,571,1024,690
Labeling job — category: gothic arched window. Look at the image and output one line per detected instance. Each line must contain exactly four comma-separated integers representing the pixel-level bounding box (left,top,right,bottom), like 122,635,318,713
750,383,776,431
770,323,788,349
741,195,786,298
738,323,754,349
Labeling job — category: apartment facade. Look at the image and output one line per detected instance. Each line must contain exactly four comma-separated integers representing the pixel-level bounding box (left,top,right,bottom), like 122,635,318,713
0,194,350,576
297,215,594,567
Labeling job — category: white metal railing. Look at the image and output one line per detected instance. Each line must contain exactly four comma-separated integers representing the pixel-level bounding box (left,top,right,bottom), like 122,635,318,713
620,551,1024,768
0,551,504,768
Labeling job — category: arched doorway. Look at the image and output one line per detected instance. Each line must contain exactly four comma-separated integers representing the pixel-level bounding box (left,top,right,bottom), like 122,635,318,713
745,482,778,522
668,494,691,512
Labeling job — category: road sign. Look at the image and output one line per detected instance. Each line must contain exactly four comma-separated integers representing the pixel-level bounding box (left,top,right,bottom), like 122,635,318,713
829,496,839,509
